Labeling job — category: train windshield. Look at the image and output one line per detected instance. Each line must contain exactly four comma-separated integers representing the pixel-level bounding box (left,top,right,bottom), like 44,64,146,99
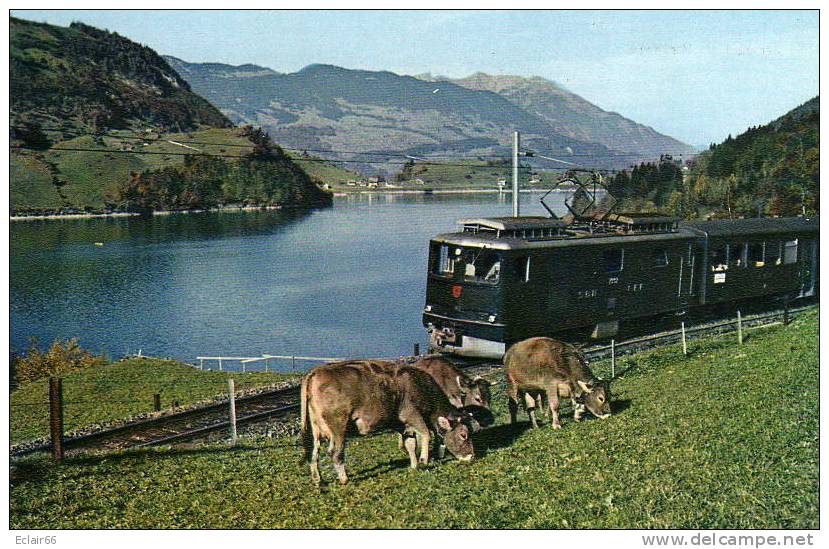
431,243,501,283
463,249,501,283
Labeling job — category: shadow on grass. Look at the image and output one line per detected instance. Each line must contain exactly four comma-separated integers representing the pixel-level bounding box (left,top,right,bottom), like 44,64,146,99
349,457,413,482
10,460,51,487
13,443,294,483
611,398,632,415
472,422,532,457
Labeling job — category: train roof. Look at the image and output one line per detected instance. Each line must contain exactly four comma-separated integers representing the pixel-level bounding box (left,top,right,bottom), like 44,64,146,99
457,217,569,231
432,215,819,251
681,216,819,237
432,230,693,251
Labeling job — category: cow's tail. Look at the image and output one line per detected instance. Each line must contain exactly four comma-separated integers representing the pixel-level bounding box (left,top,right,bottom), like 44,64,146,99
300,373,313,464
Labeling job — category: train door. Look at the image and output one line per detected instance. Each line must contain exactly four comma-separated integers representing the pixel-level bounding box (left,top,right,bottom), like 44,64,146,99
800,238,818,297
676,243,696,310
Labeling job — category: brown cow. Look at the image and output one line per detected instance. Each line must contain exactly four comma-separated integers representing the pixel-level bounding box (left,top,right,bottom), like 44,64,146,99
301,359,493,485
504,337,610,429
407,355,494,458
410,356,493,408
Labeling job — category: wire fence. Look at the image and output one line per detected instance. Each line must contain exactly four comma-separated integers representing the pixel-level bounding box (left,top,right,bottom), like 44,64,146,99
10,303,810,460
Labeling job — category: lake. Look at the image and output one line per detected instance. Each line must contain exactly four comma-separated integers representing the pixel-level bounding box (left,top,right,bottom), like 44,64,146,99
10,192,561,370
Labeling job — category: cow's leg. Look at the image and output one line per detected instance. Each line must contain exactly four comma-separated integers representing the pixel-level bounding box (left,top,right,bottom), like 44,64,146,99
524,392,539,429
547,386,562,430
572,396,586,421
309,431,322,485
322,412,349,485
330,433,348,485
536,392,548,419
402,433,418,469
308,404,324,485
405,417,431,466
507,380,520,425
417,430,431,465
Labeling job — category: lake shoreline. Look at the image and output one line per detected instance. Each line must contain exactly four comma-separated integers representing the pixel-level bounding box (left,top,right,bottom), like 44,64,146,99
10,189,560,220
10,204,287,222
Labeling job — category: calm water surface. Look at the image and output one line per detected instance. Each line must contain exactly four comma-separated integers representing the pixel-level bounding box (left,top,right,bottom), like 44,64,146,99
10,193,557,367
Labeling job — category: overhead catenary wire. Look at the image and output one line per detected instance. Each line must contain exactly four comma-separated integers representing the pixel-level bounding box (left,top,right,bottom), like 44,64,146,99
11,124,690,162
10,143,538,170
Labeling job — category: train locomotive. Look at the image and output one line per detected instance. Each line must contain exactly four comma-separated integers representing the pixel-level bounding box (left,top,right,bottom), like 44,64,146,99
422,185,819,358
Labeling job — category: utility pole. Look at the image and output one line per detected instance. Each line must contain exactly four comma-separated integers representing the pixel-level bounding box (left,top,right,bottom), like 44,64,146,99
512,131,520,217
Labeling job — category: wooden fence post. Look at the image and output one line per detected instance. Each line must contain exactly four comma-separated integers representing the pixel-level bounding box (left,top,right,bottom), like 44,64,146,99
784,297,790,326
153,393,161,412
49,377,64,463
610,339,616,378
681,321,688,356
737,310,743,345
228,379,237,445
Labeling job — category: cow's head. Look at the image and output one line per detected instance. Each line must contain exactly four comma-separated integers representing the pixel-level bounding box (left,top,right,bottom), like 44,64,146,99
457,375,493,408
575,378,611,419
437,406,494,462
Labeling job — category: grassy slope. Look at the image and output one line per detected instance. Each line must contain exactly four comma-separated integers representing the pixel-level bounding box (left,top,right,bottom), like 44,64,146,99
11,128,255,211
10,358,295,444
287,154,363,186
317,160,561,193
11,311,818,528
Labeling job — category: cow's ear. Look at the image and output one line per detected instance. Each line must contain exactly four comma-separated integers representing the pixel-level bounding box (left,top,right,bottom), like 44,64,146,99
437,416,452,433
577,380,594,394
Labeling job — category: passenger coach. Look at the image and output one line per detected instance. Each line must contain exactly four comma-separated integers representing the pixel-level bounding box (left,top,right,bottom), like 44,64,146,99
423,215,818,358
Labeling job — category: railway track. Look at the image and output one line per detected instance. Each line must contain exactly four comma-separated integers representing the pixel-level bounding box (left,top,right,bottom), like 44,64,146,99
11,384,302,458
10,302,816,458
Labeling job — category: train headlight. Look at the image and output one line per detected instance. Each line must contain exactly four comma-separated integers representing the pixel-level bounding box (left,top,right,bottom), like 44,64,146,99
488,314,497,323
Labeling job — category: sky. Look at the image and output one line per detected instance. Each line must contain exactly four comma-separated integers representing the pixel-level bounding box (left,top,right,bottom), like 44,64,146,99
12,9,819,147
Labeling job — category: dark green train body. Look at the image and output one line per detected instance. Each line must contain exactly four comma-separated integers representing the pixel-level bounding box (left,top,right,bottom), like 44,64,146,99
423,215,819,358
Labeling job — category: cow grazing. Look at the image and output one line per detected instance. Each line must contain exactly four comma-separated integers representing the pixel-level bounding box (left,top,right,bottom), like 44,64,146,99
301,359,493,485
504,337,611,429
407,355,494,458
410,356,493,408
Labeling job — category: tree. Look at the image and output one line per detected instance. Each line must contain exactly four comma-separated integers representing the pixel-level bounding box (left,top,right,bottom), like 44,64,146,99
12,338,105,386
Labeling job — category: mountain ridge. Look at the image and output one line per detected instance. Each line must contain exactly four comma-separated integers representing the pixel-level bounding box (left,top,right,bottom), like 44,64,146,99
164,56,692,172
435,71,695,158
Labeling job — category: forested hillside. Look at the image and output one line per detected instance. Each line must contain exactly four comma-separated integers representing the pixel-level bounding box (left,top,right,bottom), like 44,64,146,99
608,97,819,218
10,18,330,214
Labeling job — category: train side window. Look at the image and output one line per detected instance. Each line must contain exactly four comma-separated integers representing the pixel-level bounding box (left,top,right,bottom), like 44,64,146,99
513,256,530,282
748,242,765,267
603,249,624,273
766,241,781,265
736,243,748,268
710,244,729,271
652,248,669,267
783,239,798,264
435,244,454,275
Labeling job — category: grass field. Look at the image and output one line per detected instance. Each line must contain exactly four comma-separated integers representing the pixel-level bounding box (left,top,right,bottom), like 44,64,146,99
10,310,818,528
11,128,256,212
10,358,296,445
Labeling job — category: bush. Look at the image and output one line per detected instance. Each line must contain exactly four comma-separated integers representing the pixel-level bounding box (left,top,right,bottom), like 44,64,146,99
12,339,106,386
